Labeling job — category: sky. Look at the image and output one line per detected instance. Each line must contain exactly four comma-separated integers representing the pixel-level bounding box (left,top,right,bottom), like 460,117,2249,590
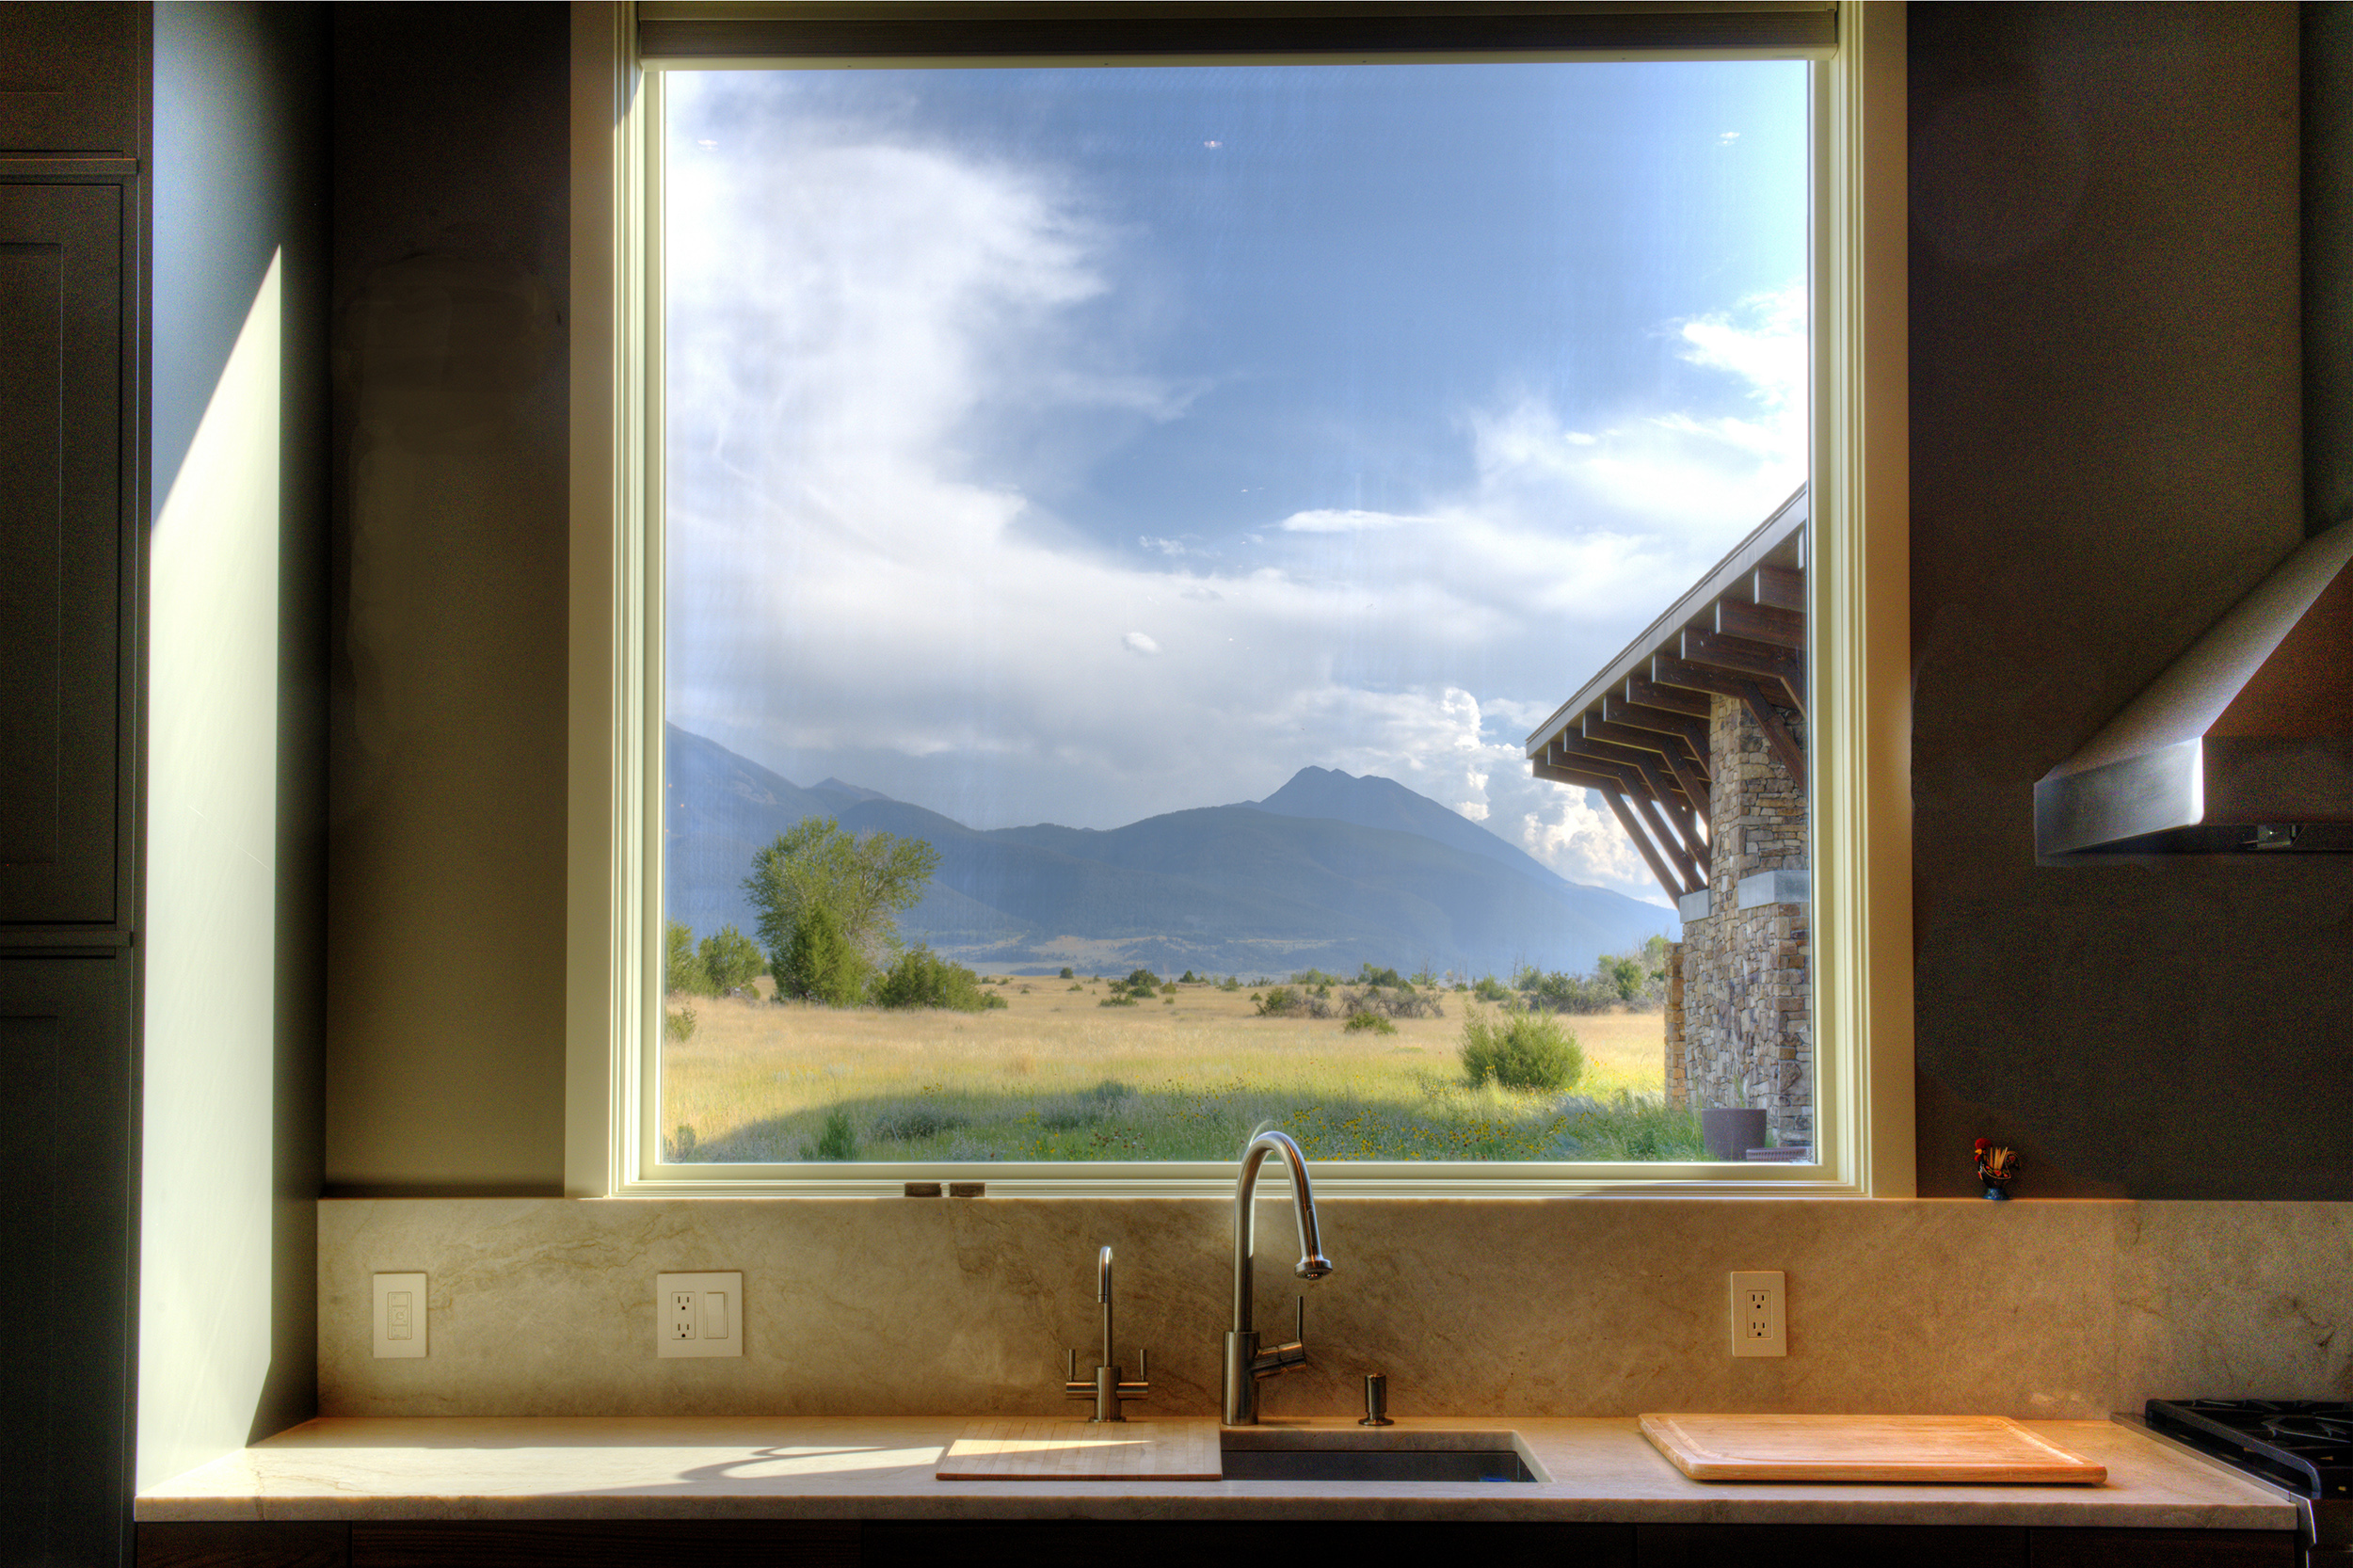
663,61,1808,908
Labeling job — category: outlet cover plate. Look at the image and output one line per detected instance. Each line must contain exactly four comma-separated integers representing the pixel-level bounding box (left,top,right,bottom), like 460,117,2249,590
656,1272,743,1358
1730,1270,1786,1357
373,1272,427,1358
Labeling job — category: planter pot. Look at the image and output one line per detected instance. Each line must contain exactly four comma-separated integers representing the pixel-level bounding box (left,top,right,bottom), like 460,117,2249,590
1702,1107,1768,1162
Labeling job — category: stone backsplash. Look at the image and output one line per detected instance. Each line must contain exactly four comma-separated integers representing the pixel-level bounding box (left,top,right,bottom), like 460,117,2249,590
319,1197,2353,1422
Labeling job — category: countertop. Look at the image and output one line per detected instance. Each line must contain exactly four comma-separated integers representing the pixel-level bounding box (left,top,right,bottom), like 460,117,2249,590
136,1414,2297,1528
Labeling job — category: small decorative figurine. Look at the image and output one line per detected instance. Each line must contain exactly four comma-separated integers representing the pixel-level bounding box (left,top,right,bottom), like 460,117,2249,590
1973,1138,2017,1200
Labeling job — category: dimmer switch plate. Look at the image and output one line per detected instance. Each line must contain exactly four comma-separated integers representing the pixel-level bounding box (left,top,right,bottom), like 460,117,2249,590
373,1272,427,1358
1731,1270,1786,1357
656,1272,743,1358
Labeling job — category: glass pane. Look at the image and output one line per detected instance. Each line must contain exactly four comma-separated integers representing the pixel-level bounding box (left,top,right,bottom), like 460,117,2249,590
659,60,1810,1165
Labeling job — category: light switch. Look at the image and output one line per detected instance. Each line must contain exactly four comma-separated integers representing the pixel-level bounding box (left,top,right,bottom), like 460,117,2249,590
373,1272,427,1358
655,1272,743,1359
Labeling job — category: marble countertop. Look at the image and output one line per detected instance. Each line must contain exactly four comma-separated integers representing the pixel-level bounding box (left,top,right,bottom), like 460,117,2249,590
137,1414,2297,1528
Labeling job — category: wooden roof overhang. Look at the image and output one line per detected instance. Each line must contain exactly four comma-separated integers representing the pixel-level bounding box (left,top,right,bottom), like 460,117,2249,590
1523,487,1809,904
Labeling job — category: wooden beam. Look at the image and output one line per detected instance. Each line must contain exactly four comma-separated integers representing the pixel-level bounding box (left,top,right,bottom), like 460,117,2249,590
1582,714,1711,825
1623,676,1711,718
1753,564,1805,611
1715,598,1806,648
1558,730,1690,809
1599,694,1711,760
1740,681,1808,793
1676,628,1807,717
1531,760,1688,901
1651,653,1759,704
1550,738,1705,889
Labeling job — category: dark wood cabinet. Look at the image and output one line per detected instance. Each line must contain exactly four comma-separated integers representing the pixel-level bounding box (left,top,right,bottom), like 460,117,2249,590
2,954,136,1568
0,2,140,157
136,1519,2299,1568
0,179,130,926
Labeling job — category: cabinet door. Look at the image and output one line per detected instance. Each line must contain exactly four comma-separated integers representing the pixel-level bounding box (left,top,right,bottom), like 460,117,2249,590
0,3,139,156
0,954,136,1568
0,183,125,923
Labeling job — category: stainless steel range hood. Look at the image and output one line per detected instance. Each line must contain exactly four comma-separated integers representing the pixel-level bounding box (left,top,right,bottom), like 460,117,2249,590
2035,518,2353,861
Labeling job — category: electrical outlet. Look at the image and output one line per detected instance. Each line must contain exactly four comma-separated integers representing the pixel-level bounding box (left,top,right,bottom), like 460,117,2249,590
373,1272,427,1358
1730,1270,1785,1357
655,1272,743,1359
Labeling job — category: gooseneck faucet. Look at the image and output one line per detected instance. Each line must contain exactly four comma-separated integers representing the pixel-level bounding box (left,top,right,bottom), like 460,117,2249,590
1064,1244,1149,1422
1222,1128,1333,1425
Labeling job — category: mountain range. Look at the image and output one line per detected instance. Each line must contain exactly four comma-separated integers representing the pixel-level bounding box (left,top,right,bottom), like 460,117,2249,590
663,723,1675,979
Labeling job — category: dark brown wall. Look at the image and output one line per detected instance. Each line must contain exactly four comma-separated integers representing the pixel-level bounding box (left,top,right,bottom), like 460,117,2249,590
1910,4,2353,1198
325,5,570,1192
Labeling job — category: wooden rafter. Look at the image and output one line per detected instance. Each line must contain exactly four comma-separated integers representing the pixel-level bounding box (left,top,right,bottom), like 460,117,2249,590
1622,676,1710,717
1532,760,1689,901
1549,737,1704,889
1582,713,1712,825
1715,598,1805,648
1753,564,1805,611
1600,695,1712,763
1655,649,1805,722
1677,627,1807,716
1739,681,1808,793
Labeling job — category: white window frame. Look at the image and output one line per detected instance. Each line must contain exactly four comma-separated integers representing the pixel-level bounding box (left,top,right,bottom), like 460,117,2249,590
566,0,1913,1198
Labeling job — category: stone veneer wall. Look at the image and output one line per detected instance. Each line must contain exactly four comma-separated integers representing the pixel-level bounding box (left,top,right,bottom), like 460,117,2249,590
1664,695,1811,1146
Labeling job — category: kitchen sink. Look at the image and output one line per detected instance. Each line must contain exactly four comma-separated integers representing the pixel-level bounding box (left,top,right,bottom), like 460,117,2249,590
1219,1431,1548,1483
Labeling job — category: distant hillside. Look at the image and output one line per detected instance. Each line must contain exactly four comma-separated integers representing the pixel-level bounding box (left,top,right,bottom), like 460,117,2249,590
663,723,1674,978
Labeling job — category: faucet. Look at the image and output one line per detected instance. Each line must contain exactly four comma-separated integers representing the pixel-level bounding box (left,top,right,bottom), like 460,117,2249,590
1221,1128,1332,1425
1064,1244,1149,1422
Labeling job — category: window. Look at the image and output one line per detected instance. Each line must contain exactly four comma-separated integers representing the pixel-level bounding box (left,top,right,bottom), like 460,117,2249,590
567,3,1913,1198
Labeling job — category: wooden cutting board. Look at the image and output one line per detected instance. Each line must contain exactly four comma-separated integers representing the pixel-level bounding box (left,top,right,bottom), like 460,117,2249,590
936,1418,1223,1481
1639,1414,2106,1484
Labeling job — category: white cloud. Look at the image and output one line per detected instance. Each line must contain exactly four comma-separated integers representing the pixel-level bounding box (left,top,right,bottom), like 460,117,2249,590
1277,508,1425,534
661,87,1797,912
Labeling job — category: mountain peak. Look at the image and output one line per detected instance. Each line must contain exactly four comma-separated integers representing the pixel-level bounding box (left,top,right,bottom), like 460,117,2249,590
1253,764,1572,891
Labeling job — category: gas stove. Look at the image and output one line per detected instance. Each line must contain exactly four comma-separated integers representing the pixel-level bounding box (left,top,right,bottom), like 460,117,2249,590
2146,1400,2353,1563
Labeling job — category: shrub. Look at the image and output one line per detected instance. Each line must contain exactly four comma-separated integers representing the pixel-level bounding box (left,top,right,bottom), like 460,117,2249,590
1060,967,1076,979
1067,983,1084,992
697,923,764,995
670,1123,696,1160
1357,963,1404,989
1460,1008,1584,1092
663,1005,696,1043
1342,1010,1396,1034
805,1110,857,1161
1340,984,1442,1020
872,945,1005,1011
1290,968,1344,987
777,904,868,1005
1220,976,1241,991
1255,985,1332,1019
1471,974,1512,1002
1099,992,1138,1007
1178,969,1198,984
1124,968,1161,991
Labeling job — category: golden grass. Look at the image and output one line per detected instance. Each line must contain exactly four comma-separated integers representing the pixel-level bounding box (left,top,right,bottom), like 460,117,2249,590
659,980,1680,1164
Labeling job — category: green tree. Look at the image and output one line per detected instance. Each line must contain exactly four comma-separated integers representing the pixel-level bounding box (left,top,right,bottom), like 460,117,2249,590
778,904,868,1005
697,923,764,995
664,920,711,996
743,816,942,979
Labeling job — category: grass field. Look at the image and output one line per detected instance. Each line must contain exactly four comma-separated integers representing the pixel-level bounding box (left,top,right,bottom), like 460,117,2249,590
660,978,1704,1164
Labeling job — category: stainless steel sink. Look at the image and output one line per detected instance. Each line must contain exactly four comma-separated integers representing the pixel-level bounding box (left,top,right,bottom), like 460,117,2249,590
1219,1431,1548,1483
